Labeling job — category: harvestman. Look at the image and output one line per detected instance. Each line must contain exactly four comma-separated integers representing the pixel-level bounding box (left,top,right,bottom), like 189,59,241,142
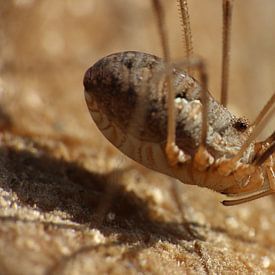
83,0,275,206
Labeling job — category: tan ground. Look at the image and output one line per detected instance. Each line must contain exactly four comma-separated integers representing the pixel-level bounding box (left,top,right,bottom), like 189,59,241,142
0,1,274,274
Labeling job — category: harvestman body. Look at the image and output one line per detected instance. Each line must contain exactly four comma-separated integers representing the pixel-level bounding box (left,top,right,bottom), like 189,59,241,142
84,0,274,205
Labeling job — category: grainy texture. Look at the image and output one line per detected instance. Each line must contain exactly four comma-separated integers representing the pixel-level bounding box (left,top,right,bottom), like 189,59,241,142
0,1,274,275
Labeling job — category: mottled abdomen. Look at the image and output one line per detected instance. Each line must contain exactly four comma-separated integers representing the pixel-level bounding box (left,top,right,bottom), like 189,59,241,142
83,51,250,189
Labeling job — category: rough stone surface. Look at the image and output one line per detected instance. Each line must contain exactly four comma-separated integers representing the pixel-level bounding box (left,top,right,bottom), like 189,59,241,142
0,1,274,274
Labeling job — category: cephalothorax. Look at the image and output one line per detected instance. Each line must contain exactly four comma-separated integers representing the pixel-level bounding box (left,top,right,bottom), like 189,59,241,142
84,0,274,205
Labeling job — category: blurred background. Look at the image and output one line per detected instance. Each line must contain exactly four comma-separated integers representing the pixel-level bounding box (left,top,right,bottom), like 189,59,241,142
0,0,274,141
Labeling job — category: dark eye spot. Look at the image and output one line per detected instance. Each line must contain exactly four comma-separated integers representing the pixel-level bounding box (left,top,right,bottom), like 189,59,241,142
232,118,249,132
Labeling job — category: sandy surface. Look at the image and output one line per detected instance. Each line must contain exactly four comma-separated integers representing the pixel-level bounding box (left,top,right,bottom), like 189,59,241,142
0,1,274,274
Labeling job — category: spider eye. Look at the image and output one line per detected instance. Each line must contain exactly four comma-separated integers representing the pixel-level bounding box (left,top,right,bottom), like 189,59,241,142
232,119,248,132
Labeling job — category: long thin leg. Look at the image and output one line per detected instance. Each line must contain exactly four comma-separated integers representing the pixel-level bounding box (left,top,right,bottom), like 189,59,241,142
255,142,275,166
177,0,212,170
199,64,208,148
177,0,193,72
172,58,210,149
193,61,215,171
152,0,212,169
151,0,177,164
249,131,275,165
263,130,275,144
222,189,275,206
151,0,171,64
221,0,234,107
